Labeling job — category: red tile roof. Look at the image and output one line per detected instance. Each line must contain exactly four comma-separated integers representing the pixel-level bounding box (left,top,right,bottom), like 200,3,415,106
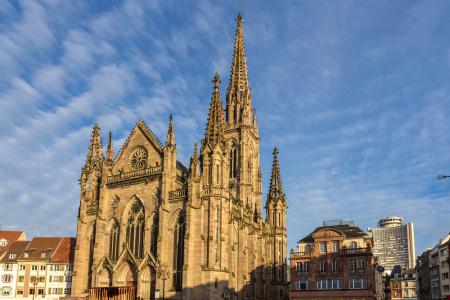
0,241,30,263
0,230,26,258
51,237,76,263
21,237,62,261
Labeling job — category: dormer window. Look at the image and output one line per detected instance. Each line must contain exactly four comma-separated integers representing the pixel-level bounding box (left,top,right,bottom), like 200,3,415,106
8,254,16,259
0,239,7,246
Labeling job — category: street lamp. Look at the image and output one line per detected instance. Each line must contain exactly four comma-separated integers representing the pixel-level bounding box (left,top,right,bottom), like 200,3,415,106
437,175,450,180
31,270,39,300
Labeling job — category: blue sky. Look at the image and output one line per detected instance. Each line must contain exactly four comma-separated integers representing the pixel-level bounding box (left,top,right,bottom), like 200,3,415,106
0,0,449,256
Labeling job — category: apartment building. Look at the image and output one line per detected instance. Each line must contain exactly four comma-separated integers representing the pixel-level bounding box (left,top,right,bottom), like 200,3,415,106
416,249,431,300
438,235,450,299
0,231,27,259
368,216,415,274
389,266,417,300
289,220,385,300
430,246,441,300
0,241,28,298
0,237,75,299
46,238,75,299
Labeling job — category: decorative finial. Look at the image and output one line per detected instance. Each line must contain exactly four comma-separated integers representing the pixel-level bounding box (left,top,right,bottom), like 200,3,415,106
213,72,221,89
106,130,114,162
194,142,198,156
273,146,278,157
237,11,243,23
166,113,175,147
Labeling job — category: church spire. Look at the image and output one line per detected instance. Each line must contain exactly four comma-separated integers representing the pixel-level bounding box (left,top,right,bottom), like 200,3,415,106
226,12,252,125
83,124,104,172
189,142,199,178
266,146,285,205
106,131,114,162
166,114,175,147
203,72,225,148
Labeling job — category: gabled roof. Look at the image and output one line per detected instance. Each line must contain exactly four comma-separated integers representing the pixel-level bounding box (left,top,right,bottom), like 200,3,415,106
20,237,62,261
51,237,76,264
113,120,164,167
0,241,29,263
299,224,367,243
0,231,25,240
0,230,26,259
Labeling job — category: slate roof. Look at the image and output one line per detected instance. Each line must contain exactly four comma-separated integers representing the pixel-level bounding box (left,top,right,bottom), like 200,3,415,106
298,224,367,243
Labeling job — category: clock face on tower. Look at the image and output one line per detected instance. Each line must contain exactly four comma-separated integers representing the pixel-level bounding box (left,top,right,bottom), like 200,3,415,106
130,146,148,169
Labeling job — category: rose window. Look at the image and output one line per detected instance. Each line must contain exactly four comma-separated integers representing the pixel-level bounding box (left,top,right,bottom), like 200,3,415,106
130,146,148,169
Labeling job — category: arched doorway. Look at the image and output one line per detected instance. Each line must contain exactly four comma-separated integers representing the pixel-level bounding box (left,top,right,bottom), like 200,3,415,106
138,266,157,300
115,261,138,288
95,268,112,287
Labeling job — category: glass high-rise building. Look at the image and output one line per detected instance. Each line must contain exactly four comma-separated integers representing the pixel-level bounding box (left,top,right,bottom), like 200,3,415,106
368,216,415,273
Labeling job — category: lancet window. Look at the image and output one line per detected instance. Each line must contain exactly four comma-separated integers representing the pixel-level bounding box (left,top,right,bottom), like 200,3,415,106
174,213,185,291
126,199,145,259
229,146,238,178
109,220,120,261
151,211,159,257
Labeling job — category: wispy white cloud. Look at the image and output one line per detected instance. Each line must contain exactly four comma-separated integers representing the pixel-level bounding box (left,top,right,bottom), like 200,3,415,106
0,0,449,256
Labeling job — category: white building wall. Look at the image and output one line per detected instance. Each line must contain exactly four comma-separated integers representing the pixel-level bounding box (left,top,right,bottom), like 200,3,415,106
0,262,18,299
45,263,73,300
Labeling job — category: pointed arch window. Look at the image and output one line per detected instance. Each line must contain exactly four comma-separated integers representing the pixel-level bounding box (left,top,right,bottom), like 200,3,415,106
151,209,159,258
126,199,145,259
248,158,252,182
174,213,185,291
109,220,120,261
229,146,239,178
216,164,220,185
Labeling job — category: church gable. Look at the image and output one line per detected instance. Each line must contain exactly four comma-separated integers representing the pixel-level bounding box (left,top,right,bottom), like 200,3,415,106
112,120,163,174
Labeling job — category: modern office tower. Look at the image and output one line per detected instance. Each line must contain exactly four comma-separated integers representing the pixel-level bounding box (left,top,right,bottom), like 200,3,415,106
368,216,415,273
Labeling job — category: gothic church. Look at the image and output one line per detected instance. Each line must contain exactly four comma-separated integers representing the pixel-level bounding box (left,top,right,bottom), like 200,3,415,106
72,14,288,300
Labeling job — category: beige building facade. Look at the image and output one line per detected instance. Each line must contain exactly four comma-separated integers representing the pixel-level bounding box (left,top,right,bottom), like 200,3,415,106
72,14,288,300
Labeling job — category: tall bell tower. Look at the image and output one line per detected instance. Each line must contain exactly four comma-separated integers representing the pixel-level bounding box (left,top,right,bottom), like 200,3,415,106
224,13,262,220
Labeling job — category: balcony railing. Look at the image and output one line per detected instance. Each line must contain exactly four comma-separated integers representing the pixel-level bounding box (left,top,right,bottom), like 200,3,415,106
169,189,187,201
202,187,226,197
291,251,313,258
341,247,371,255
291,247,371,258
106,166,162,187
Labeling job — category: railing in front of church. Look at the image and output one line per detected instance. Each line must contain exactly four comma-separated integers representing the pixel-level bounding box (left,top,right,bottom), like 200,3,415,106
89,286,136,300
106,166,162,187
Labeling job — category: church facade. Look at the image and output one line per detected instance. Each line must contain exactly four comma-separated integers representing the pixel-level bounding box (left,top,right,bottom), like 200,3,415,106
72,14,288,300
